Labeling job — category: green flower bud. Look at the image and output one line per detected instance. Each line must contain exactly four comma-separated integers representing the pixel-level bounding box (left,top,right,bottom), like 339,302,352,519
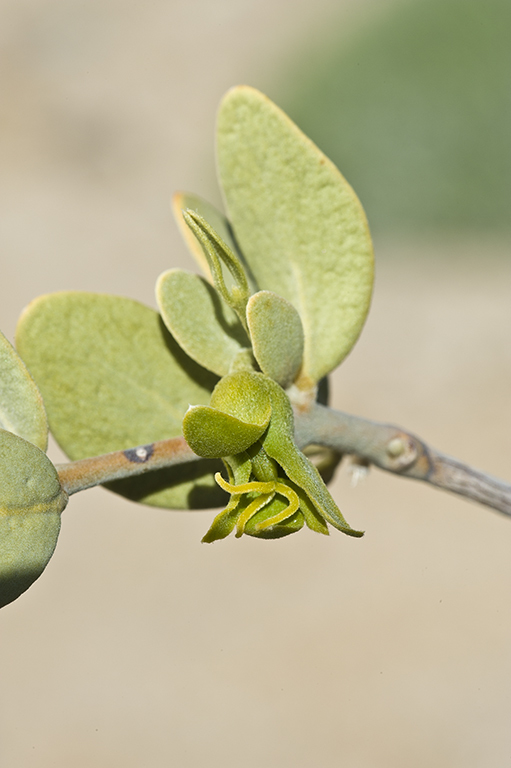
0,430,68,608
183,371,363,543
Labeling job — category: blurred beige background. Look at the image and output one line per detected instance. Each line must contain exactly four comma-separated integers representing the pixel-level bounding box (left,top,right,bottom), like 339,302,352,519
2,1,511,767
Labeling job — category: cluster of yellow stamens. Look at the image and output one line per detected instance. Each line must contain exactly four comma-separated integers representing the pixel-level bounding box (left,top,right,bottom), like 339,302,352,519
214,473,300,537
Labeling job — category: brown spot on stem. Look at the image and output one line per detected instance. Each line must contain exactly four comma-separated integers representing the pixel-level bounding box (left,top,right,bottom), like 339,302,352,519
123,444,154,464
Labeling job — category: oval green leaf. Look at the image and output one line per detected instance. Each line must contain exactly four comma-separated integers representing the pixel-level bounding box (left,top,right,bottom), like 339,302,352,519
0,430,67,608
246,290,304,388
157,269,249,377
16,292,223,509
0,329,48,450
216,85,374,385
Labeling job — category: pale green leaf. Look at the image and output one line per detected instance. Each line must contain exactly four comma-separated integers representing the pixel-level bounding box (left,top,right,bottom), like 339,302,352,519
0,329,48,450
156,269,248,377
0,430,67,608
246,290,304,388
16,292,224,509
217,85,374,385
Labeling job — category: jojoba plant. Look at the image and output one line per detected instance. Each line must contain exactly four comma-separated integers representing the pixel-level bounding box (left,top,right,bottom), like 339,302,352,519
1,85,508,609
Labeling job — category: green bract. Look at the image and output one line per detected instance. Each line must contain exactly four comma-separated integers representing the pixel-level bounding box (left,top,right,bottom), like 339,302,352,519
0,430,67,608
183,371,272,458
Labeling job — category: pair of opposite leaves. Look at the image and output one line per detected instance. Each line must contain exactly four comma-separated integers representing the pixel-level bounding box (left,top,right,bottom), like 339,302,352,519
5,85,374,598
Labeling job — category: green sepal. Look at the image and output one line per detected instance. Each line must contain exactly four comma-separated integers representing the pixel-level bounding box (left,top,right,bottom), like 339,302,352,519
209,371,272,426
201,455,252,542
156,268,248,377
246,290,304,389
16,292,220,510
183,405,268,459
201,503,240,543
262,377,363,537
225,452,253,485
217,85,374,385
292,481,329,535
0,430,67,608
184,372,272,458
0,328,48,451
246,441,279,482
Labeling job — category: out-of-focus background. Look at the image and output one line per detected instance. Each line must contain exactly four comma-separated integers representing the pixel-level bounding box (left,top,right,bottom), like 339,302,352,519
2,1,511,766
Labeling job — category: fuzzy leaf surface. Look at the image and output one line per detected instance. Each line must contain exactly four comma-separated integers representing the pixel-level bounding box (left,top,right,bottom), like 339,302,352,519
184,371,272,458
16,292,223,509
209,371,272,426
217,85,374,384
0,329,48,450
157,269,248,377
263,377,363,537
246,290,304,388
183,406,267,459
0,430,66,608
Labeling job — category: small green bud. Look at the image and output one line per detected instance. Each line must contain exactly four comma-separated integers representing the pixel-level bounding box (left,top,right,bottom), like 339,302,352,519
182,209,250,330
0,430,68,609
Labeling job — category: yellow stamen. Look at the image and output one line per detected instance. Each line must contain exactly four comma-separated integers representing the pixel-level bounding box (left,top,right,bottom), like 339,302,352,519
214,472,275,496
253,482,300,532
214,472,302,538
235,492,275,537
